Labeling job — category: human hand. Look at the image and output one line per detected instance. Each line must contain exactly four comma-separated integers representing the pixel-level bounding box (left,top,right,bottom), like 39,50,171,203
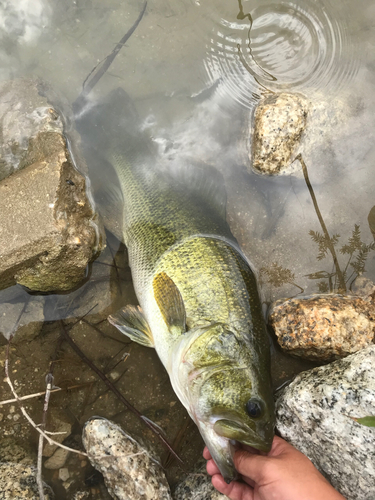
204,436,346,500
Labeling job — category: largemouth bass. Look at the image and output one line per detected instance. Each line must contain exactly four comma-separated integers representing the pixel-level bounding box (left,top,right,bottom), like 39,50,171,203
80,88,275,482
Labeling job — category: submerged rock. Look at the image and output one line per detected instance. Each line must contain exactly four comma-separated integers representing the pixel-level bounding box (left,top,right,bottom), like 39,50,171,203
276,345,375,500
173,467,228,500
269,294,375,361
0,78,66,182
250,92,308,175
0,297,44,343
82,418,172,500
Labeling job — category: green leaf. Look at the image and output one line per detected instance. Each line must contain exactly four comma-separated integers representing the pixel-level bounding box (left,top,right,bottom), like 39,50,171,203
352,416,375,427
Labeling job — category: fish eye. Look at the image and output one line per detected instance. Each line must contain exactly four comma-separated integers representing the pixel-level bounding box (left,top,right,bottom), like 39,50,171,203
245,398,263,418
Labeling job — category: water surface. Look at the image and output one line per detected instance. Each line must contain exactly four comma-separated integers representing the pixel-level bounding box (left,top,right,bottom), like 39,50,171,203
0,0,374,497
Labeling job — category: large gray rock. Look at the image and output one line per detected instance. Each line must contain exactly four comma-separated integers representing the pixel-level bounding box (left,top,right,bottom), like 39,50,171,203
276,345,375,500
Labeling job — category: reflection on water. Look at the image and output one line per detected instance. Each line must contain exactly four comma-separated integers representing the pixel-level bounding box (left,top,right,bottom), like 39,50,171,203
203,0,359,106
0,0,375,495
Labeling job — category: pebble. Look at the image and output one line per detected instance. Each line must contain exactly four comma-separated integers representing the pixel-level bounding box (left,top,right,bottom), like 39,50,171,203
44,447,70,470
58,468,70,482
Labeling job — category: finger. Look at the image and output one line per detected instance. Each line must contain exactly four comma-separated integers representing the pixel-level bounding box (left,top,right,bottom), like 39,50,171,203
206,458,220,476
268,435,299,458
203,446,212,460
240,444,261,455
211,474,254,500
234,449,271,483
241,475,256,489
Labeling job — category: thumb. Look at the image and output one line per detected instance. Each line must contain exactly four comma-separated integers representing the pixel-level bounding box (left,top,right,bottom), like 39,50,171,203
234,450,272,484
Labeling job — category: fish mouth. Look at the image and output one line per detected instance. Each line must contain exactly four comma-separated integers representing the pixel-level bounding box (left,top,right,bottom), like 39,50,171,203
198,416,273,483
213,418,274,453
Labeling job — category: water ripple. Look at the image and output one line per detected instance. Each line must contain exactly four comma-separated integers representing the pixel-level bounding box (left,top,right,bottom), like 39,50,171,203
201,0,359,107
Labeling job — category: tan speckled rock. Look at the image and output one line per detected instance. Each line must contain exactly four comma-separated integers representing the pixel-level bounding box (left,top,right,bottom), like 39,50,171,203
82,418,172,500
250,93,308,175
269,294,375,361
0,462,51,500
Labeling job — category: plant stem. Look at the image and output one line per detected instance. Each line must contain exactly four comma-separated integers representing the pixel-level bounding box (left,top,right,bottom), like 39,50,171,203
296,154,346,293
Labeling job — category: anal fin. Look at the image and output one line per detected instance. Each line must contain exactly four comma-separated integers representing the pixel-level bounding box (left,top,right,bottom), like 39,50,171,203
108,305,154,347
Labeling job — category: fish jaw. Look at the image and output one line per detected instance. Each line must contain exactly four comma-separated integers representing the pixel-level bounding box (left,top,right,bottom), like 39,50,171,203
213,417,274,453
197,418,239,483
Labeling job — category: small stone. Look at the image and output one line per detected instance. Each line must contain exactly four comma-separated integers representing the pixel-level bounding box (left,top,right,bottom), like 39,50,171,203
42,409,72,457
0,298,44,343
276,345,375,500
351,276,375,301
82,417,172,500
58,468,70,482
73,492,90,500
250,92,308,175
174,466,228,500
44,448,70,470
269,294,375,361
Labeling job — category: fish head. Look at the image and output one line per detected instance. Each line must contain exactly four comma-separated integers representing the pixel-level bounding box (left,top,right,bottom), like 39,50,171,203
197,363,275,481
170,323,275,482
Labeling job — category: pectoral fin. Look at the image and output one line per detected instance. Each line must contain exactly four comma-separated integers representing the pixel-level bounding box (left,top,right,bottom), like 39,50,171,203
108,305,154,347
153,272,186,334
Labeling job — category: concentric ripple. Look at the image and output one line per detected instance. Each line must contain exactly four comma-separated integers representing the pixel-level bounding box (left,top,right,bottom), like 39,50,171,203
201,0,359,108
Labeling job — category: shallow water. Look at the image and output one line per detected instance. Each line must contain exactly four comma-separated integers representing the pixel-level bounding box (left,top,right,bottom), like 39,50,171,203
0,0,375,497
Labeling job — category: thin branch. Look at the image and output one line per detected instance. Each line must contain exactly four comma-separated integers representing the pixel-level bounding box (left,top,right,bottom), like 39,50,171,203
0,382,93,406
82,318,132,345
73,1,147,114
4,339,87,457
58,321,183,464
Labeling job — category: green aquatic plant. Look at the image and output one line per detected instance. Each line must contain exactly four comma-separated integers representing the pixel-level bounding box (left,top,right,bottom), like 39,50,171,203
295,155,375,294
306,222,375,293
259,262,304,293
